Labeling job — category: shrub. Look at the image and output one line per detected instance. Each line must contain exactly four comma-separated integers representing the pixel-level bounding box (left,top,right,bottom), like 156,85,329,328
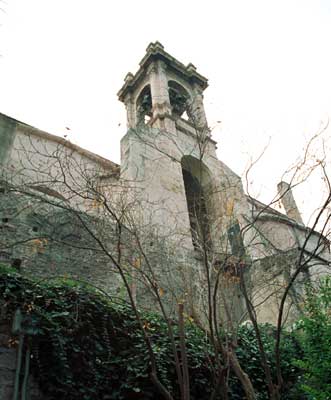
294,278,331,400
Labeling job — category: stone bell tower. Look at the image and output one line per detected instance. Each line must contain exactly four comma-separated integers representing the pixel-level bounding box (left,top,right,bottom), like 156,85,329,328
118,42,250,255
117,42,254,317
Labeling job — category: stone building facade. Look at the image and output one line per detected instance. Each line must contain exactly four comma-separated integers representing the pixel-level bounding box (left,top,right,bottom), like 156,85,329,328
0,41,329,324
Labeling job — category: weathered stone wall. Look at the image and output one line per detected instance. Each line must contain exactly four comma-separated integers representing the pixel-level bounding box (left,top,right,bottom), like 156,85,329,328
249,250,300,324
120,124,252,251
0,68,330,328
0,112,124,295
0,189,122,294
0,114,17,164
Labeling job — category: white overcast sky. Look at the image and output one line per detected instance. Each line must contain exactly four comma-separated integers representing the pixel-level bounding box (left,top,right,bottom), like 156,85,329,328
1,0,331,221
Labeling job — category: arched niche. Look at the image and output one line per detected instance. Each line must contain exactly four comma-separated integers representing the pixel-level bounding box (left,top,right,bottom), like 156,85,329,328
136,84,152,125
181,156,213,250
168,80,192,121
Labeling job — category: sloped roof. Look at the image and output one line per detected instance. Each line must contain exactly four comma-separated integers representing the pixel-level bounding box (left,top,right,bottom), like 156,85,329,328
0,112,120,176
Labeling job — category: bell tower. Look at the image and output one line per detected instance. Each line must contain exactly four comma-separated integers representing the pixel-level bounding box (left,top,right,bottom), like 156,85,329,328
118,42,250,258
117,43,253,317
118,41,209,135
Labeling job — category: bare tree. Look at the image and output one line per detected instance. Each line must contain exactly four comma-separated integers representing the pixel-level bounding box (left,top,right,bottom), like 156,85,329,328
236,121,331,400
0,121,259,399
1,115,330,400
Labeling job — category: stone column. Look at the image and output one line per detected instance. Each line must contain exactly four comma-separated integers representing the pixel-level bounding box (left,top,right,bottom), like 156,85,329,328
148,61,175,132
190,84,209,132
124,93,135,129
122,73,136,129
277,181,304,224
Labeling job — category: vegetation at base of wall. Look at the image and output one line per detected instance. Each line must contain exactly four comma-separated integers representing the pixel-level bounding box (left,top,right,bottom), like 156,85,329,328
0,264,315,400
293,278,331,400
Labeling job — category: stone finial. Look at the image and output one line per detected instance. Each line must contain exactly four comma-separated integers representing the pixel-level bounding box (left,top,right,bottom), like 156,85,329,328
186,63,197,73
124,72,134,83
146,41,164,53
277,181,304,225
153,41,164,50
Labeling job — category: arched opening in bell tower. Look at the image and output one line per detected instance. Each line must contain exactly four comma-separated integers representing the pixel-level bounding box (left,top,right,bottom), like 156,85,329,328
181,156,212,251
168,80,192,122
136,85,152,125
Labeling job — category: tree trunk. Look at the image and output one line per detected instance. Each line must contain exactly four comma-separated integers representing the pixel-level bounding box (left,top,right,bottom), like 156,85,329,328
178,303,190,400
228,351,256,400
210,367,229,400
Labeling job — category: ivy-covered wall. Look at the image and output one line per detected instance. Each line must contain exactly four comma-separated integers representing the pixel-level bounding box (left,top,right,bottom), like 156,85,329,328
0,267,304,400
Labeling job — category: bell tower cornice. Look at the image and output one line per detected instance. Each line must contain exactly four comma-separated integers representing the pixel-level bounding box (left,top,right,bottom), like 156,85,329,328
118,41,208,102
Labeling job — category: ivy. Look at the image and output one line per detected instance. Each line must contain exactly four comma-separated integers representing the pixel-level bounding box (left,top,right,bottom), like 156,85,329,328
0,265,303,399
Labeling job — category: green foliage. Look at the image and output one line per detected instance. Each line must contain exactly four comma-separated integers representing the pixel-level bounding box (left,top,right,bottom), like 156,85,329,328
293,278,331,400
0,269,210,399
0,268,302,400
233,324,301,400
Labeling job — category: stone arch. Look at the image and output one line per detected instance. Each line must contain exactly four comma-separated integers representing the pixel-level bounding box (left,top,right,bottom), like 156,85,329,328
135,84,152,125
168,80,192,120
181,155,213,250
